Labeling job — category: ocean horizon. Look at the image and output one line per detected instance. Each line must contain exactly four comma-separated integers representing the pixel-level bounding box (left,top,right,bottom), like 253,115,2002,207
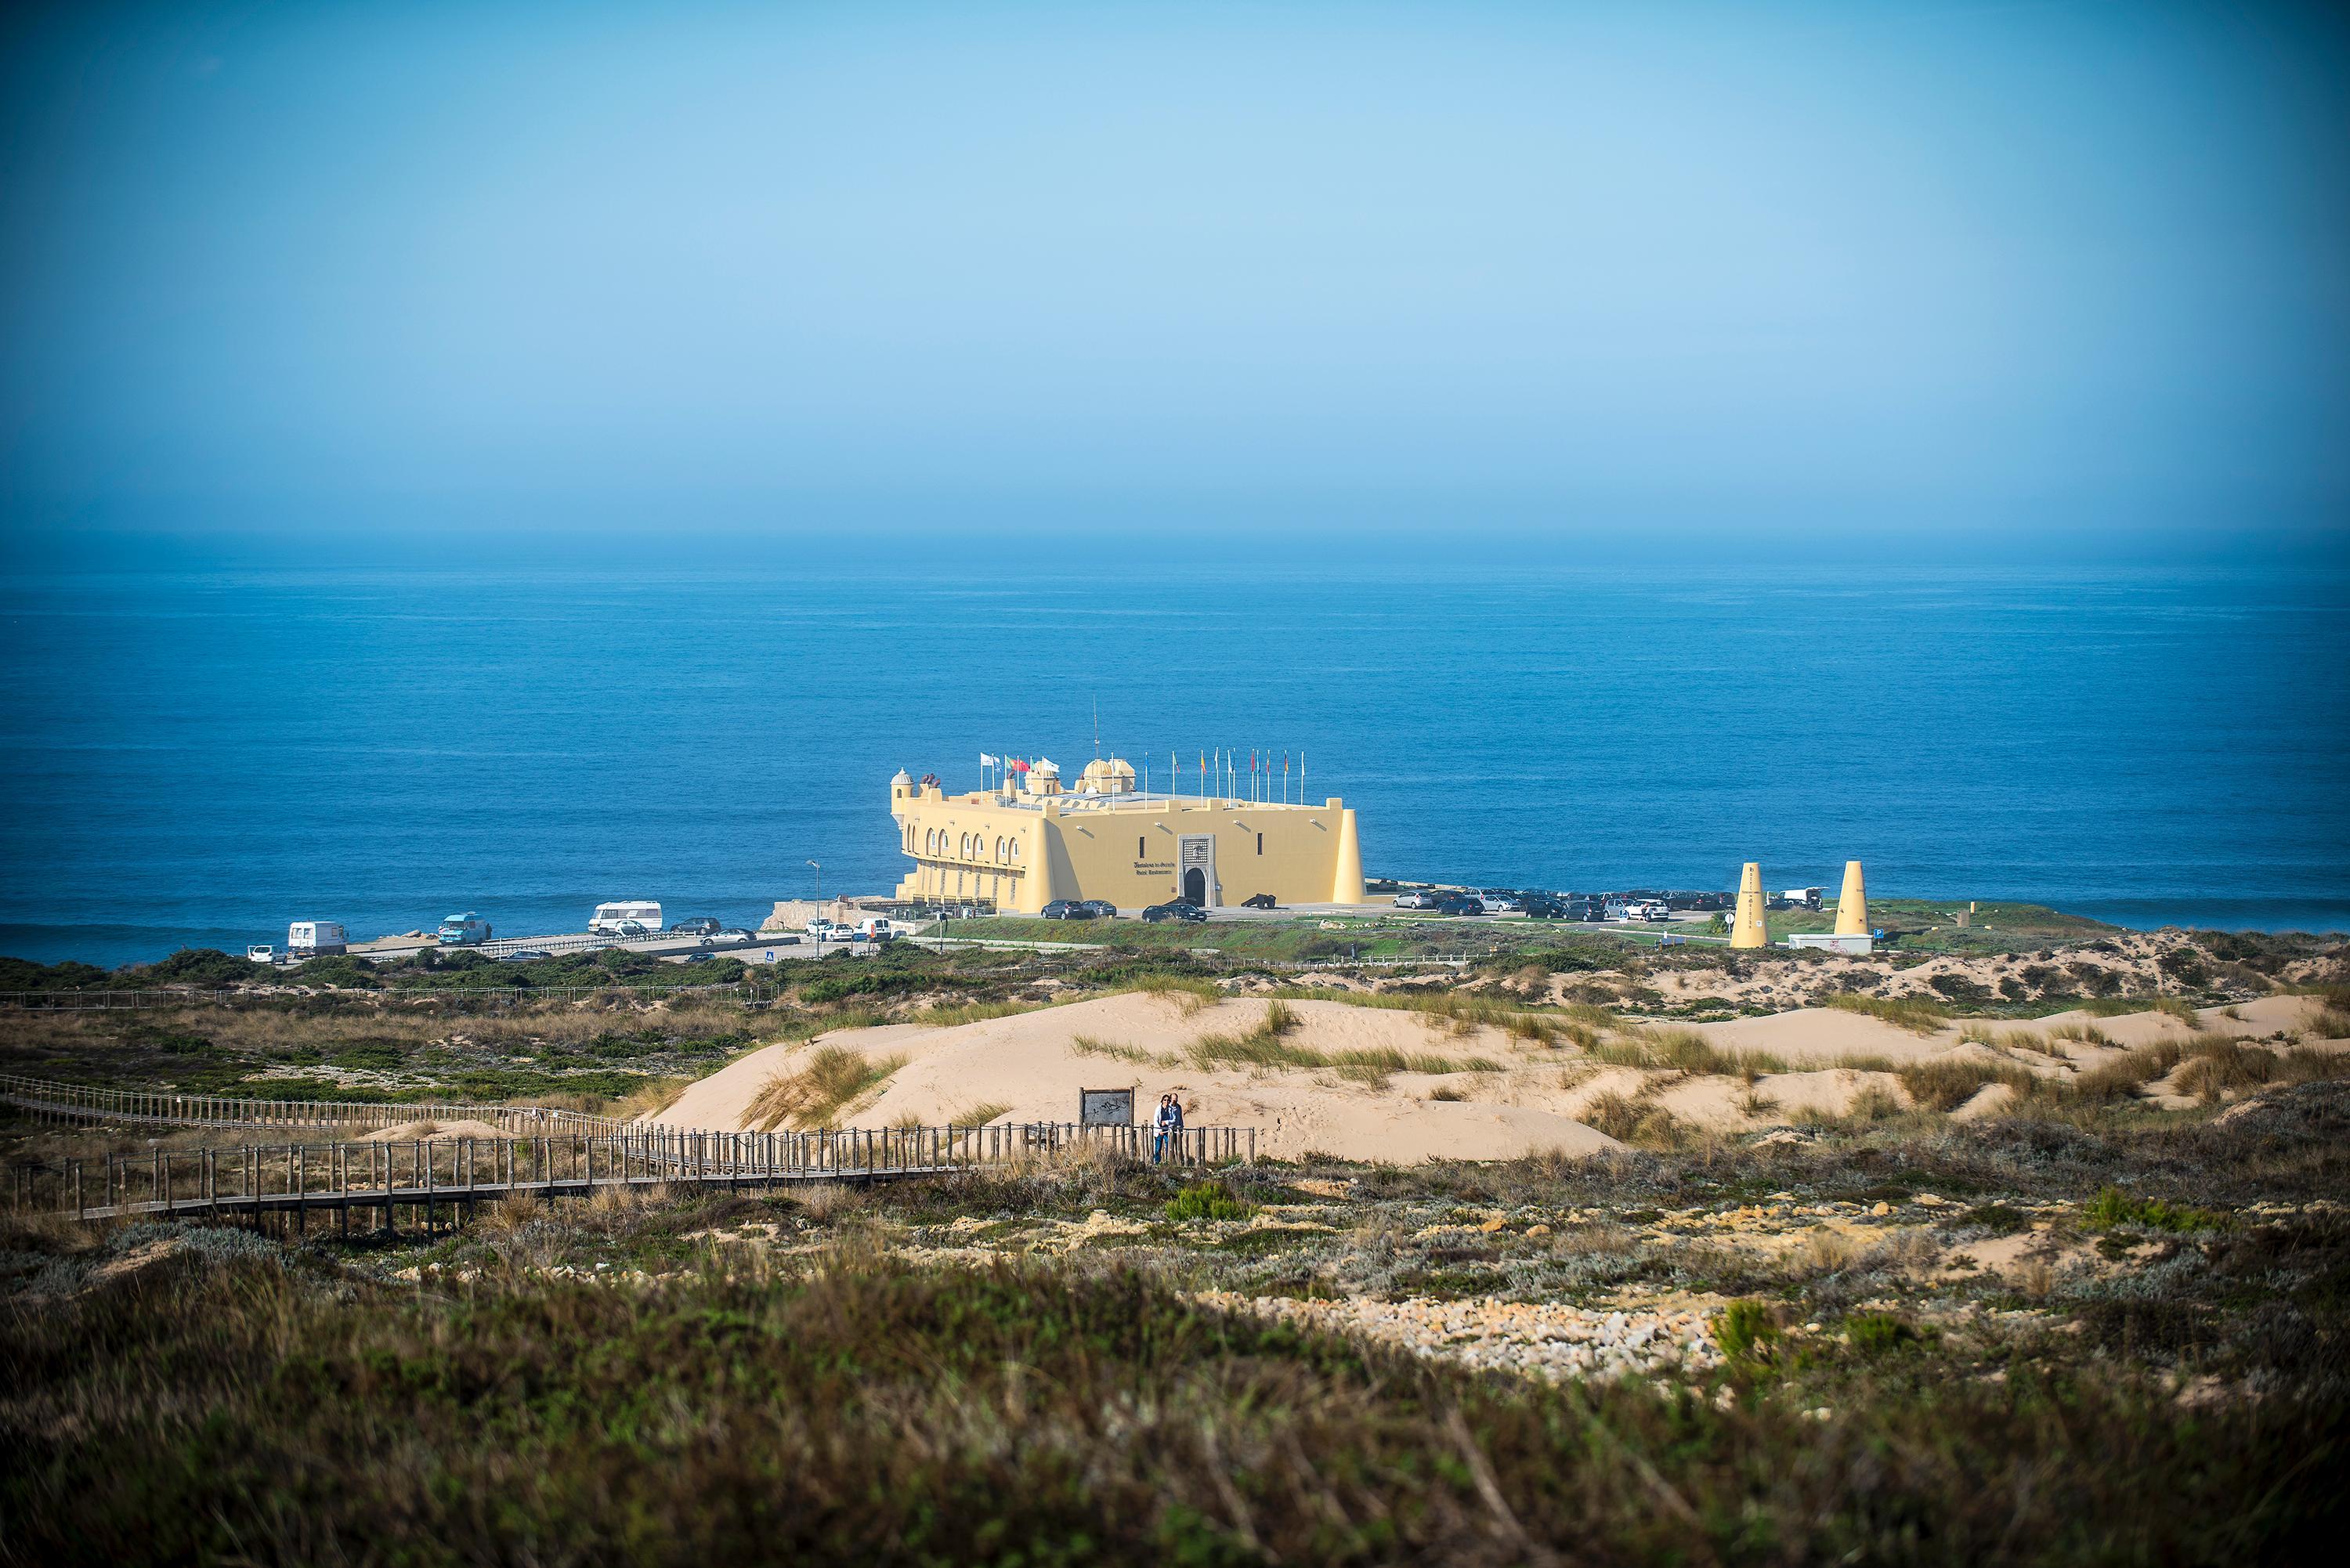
2,554,2345,968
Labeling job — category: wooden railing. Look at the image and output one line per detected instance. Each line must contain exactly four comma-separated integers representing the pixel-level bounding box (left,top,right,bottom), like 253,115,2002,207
0,1075,1255,1221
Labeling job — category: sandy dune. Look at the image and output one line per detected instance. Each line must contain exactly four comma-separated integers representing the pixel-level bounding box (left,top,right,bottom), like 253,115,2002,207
361,1118,511,1142
631,991,2341,1163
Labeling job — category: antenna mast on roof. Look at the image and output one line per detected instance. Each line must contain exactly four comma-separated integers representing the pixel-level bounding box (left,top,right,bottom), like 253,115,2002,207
1093,697,1101,759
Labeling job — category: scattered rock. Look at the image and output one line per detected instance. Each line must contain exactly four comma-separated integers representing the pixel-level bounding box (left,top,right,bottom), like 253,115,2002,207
1477,1215,1507,1234
1870,1201,1893,1217
1526,1223,1553,1237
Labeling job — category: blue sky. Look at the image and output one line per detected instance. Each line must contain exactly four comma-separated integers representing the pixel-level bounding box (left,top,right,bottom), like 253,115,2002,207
2,1,2346,554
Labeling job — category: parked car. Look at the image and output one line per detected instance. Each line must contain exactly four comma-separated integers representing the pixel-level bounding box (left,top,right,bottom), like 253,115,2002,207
668,916,721,935
1481,894,1524,913
1141,902,1207,923
682,951,718,963
1520,894,1569,919
1079,900,1118,919
805,919,840,940
1432,894,1487,916
1392,890,1437,910
1041,900,1090,920
613,919,651,938
718,928,757,943
245,945,277,963
1241,893,1278,910
501,948,552,963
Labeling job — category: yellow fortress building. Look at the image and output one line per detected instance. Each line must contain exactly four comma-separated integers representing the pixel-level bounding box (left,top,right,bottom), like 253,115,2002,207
890,755,1365,912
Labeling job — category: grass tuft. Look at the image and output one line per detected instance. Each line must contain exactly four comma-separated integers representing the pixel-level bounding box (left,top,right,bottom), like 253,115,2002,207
1825,992,1952,1033
746,1046,909,1130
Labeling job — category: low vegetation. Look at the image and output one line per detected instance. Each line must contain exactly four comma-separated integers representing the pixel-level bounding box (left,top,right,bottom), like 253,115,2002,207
10,1079,2350,1563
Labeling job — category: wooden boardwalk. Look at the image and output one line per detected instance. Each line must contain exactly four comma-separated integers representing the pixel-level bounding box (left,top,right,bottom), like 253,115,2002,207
1,1075,1252,1227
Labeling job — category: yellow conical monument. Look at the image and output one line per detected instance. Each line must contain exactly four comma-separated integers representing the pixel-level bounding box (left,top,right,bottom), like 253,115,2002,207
1730,862,1768,948
1835,859,1869,936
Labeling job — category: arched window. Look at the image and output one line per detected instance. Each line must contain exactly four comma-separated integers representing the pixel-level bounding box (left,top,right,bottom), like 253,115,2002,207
925,829,937,854
995,836,1007,862
1010,838,1021,862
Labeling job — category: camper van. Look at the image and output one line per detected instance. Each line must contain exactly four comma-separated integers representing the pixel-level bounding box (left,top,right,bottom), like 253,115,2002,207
437,912,492,946
589,900,663,937
287,920,347,957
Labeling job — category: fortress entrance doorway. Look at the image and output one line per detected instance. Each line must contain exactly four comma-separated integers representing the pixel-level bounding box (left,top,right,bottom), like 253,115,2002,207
1178,834,1216,907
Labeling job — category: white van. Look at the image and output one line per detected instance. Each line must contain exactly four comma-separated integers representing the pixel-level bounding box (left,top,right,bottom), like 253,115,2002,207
590,900,663,937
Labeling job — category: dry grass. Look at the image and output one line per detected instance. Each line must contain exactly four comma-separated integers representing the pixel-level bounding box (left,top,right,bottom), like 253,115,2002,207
606,1076,692,1122
1578,1091,1691,1149
1070,1035,1179,1068
1589,1028,1785,1078
950,1101,1012,1127
2175,1046,2275,1102
1893,1058,2037,1112
476,1188,541,1234
908,1000,1039,1029
745,1046,909,1131
1824,992,1952,1033
2071,1041,2186,1101
2046,1021,2115,1047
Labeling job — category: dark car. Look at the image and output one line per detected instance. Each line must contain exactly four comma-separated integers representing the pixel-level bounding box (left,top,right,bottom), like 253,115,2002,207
682,950,718,963
500,948,552,963
1241,892,1278,910
1041,899,1091,920
1521,894,1570,919
1141,902,1207,923
1431,894,1487,916
668,916,721,935
1079,900,1118,919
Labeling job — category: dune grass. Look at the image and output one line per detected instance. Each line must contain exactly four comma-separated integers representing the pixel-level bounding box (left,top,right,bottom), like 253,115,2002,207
1824,992,1953,1033
949,1101,1012,1127
1270,985,1600,1046
1587,1028,1788,1078
1184,1000,1497,1083
1070,1035,1178,1067
746,1046,909,1131
906,999,1039,1029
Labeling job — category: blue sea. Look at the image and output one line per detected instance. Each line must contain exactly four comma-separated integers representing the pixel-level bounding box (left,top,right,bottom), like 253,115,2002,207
3,553,2346,966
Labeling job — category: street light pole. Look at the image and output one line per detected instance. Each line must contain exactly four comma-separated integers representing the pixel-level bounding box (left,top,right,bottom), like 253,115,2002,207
807,860,821,901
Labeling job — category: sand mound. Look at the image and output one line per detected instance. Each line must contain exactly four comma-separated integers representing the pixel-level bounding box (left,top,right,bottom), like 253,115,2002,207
648,994,1614,1162
361,1118,511,1142
634,987,2321,1162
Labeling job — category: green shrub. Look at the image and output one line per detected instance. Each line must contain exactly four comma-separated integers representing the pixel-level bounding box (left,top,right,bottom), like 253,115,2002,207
1845,1313,1918,1355
1712,1299,1781,1363
1165,1182,1254,1223
2082,1187,2229,1234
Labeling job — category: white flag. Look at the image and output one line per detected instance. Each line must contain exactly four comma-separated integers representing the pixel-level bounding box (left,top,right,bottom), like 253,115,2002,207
980,753,999,766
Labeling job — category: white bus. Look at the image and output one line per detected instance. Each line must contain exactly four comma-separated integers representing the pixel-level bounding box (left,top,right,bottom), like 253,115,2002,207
590,900,663,936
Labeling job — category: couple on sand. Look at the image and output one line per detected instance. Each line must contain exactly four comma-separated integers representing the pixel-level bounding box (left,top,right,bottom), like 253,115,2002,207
1150,1093,1186,1162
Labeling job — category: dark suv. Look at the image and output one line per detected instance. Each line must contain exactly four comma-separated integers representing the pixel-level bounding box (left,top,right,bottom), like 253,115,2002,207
1041,900,1092,920
1141,902,1207,923
1431,894,1487,916
1079,900,1118,919
667,917,721,936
